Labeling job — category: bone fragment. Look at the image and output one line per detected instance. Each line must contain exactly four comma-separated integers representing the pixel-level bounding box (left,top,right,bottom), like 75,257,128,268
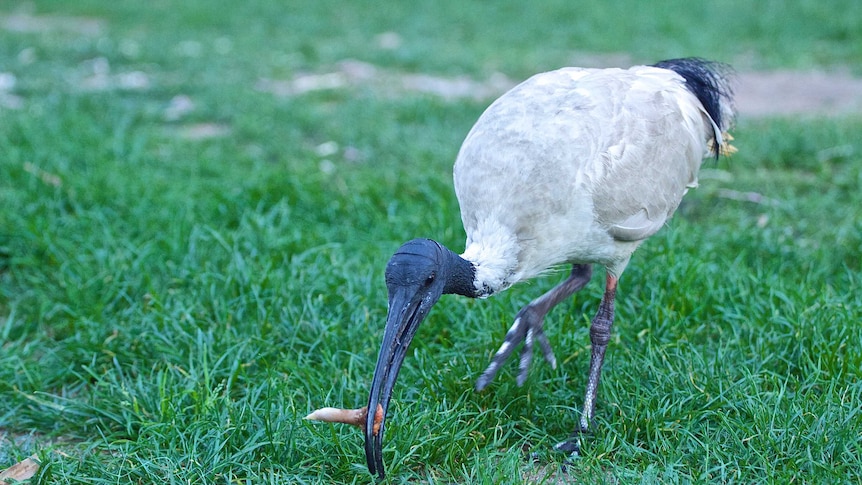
305,404,384,435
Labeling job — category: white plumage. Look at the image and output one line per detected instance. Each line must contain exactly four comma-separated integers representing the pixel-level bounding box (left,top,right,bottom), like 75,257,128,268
457,65,723,295
364,58,735,478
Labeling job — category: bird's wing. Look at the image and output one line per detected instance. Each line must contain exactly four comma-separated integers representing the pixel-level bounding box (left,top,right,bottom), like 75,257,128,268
587,66,711,242
454,66,714,281
607,208,668,242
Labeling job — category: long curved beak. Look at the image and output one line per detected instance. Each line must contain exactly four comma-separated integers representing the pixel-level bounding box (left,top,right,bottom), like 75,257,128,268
365,287,435,479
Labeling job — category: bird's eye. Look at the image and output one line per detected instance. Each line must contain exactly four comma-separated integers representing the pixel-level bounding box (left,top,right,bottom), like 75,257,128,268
425,273,436,285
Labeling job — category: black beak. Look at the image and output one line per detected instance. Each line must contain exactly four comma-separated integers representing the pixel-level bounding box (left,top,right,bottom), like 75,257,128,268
365,286,436,479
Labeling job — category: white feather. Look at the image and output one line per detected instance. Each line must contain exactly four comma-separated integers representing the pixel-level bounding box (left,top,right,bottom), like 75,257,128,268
454,64,717,286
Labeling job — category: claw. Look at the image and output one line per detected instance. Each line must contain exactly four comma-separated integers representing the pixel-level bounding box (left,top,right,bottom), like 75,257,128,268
476,305,557,390
517,328,535,386
476,315,521,390
476,264,592,392
536,328,557,369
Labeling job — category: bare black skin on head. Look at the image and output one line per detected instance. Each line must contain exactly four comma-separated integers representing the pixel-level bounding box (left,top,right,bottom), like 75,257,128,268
385,239,477,296
365,238,476,479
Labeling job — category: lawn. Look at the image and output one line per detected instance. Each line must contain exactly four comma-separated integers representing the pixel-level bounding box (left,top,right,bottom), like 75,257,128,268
1,0,861,483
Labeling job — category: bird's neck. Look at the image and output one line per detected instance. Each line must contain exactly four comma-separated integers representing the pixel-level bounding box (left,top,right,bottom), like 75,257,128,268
441,247,480,298
436,233,519,299
460,236,519,298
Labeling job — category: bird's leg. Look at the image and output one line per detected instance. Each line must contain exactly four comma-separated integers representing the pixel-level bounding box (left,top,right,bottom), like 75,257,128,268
476,264,593,391
554,272,618,454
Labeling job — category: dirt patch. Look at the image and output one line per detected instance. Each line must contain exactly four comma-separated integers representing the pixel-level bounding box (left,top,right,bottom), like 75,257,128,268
735,70,862,117
0,11,104,36
260,59,862,118
257,59,513,101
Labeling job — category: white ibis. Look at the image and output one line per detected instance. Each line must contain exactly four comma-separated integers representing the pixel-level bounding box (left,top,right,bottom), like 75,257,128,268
363,58,735,478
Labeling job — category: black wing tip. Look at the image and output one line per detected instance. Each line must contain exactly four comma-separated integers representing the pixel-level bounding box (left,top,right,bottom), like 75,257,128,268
653,57,736,157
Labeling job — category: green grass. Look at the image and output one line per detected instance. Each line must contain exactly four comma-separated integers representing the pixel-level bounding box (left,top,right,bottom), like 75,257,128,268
2,0,861,483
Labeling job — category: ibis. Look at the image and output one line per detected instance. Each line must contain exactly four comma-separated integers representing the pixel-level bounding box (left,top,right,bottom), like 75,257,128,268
363,57,735,478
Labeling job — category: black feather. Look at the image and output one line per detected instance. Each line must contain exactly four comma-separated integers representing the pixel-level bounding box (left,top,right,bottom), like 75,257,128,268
653,57,734,158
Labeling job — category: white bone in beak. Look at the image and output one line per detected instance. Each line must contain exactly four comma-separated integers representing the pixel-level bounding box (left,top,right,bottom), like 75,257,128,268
305,404,384,435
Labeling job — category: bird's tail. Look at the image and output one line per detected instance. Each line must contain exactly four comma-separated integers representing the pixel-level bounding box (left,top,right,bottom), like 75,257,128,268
653,57,736,158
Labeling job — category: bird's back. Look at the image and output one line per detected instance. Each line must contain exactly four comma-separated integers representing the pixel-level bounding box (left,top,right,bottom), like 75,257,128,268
455,63,733,292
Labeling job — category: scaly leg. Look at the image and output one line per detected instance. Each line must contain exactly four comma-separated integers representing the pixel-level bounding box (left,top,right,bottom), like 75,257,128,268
476,264,593,391
554,272,618,454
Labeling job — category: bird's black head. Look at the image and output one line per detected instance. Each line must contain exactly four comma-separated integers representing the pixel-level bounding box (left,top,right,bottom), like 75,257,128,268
365,238,475,479
384,238,449,296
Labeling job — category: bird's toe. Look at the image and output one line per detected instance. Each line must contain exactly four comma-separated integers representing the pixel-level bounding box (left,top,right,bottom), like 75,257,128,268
553,438,581,455
533,323,557,368
553,427,593,457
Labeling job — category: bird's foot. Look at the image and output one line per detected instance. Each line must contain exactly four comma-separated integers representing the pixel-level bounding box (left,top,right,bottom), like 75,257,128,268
526,448,572,479
553,427,592,458
553,437,581,456
475,304,557,390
